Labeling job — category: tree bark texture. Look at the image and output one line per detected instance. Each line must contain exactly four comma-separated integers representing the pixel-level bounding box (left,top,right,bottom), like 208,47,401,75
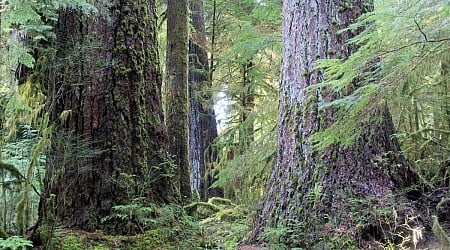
40,0,176,233
253,0,419,247
166,0,190,198
188,0,221,200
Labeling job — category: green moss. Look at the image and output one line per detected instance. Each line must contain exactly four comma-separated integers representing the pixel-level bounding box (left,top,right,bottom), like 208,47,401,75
339,1,354,12
61,235,84,250
119,66,132,75
307,93,317,104
208,197,236,207
184,201,221,219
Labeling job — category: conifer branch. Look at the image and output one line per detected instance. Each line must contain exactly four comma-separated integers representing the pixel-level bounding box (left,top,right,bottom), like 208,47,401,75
379,37,450,55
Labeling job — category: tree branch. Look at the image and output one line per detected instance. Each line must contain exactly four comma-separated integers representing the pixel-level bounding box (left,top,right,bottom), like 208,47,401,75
379,38,450,55
414,17,428,42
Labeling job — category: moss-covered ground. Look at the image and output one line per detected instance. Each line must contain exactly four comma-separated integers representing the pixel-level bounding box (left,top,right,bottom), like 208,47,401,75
40,198,258,250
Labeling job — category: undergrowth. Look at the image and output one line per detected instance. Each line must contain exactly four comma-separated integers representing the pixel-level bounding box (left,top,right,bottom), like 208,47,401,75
37,198,252,250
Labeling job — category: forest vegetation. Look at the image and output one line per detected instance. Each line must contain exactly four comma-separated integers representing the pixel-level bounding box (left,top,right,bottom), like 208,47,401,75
0,0,449,249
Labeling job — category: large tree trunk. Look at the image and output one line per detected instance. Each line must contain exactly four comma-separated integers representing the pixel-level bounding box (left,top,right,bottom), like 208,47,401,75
188,0,221,200
253,0,419,248
166,0,190,199
37,0,177,235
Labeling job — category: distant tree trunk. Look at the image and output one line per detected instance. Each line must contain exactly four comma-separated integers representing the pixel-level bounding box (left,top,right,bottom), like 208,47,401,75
36,0,177,236
253,0,419,247
239,60,255,150
166,0,190,199
188,0,221,200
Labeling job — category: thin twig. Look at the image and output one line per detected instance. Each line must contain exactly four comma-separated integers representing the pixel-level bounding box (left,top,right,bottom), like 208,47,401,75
413,17,428,42
379,38,450,55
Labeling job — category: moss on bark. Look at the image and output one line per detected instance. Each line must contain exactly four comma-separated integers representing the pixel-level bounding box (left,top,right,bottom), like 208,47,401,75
165,0,190,199
36,0,177,237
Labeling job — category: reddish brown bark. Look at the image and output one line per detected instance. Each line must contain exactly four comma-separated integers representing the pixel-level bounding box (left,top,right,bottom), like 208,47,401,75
253,0,419,247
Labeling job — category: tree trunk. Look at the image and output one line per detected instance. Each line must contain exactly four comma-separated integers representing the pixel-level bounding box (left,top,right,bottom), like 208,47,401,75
253,0,419,248
239,60,255,150
166,0,190,199
188,0,221,200
37,0,177,235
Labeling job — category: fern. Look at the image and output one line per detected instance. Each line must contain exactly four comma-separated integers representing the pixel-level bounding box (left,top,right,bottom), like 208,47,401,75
0,236,33,250
310,0,450,153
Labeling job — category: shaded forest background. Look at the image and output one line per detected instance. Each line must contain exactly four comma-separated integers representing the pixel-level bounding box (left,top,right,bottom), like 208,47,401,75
0,0,449,249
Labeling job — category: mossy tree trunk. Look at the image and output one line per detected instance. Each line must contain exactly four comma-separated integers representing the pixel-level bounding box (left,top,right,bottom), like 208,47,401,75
166,0,190,199
239,60,255,151
37,0,177,235
188,0,221,200
252,0,420,248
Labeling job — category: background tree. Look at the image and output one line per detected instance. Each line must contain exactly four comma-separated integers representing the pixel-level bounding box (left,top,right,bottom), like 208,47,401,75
188,0,221,199
368,0,449,188
207,0,282,204
36,0,177,236
252,0,421,248
0,0,70,237
165,0,190,199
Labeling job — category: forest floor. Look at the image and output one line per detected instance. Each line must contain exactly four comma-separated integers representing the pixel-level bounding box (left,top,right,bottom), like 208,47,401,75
37,197,259,249
31,192,450,249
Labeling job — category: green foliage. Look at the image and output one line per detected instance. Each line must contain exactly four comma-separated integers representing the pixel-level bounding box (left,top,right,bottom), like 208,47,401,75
16,115,50,235
38,203,202,249
214,123,276,204
61,235,84,250
205,0,281,205
310,0,449,184
325,234,358,250
0,236,33,250
258,226,290,249
0,0,97,79
195,198,251,249
1,62,48,236
200,217,248,249
101,200,158,234
0,123,45,235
